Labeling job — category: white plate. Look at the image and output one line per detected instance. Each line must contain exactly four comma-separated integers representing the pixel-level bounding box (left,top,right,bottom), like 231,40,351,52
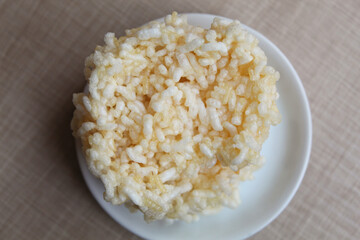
76,13,312,240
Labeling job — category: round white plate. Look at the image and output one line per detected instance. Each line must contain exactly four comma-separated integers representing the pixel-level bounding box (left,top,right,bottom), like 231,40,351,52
76,13,312,240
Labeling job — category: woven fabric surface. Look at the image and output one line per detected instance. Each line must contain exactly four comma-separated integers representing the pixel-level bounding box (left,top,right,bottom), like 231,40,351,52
0,0,359,239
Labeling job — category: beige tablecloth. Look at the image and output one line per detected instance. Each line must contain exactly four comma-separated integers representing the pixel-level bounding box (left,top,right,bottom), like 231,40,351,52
1,0,359,239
